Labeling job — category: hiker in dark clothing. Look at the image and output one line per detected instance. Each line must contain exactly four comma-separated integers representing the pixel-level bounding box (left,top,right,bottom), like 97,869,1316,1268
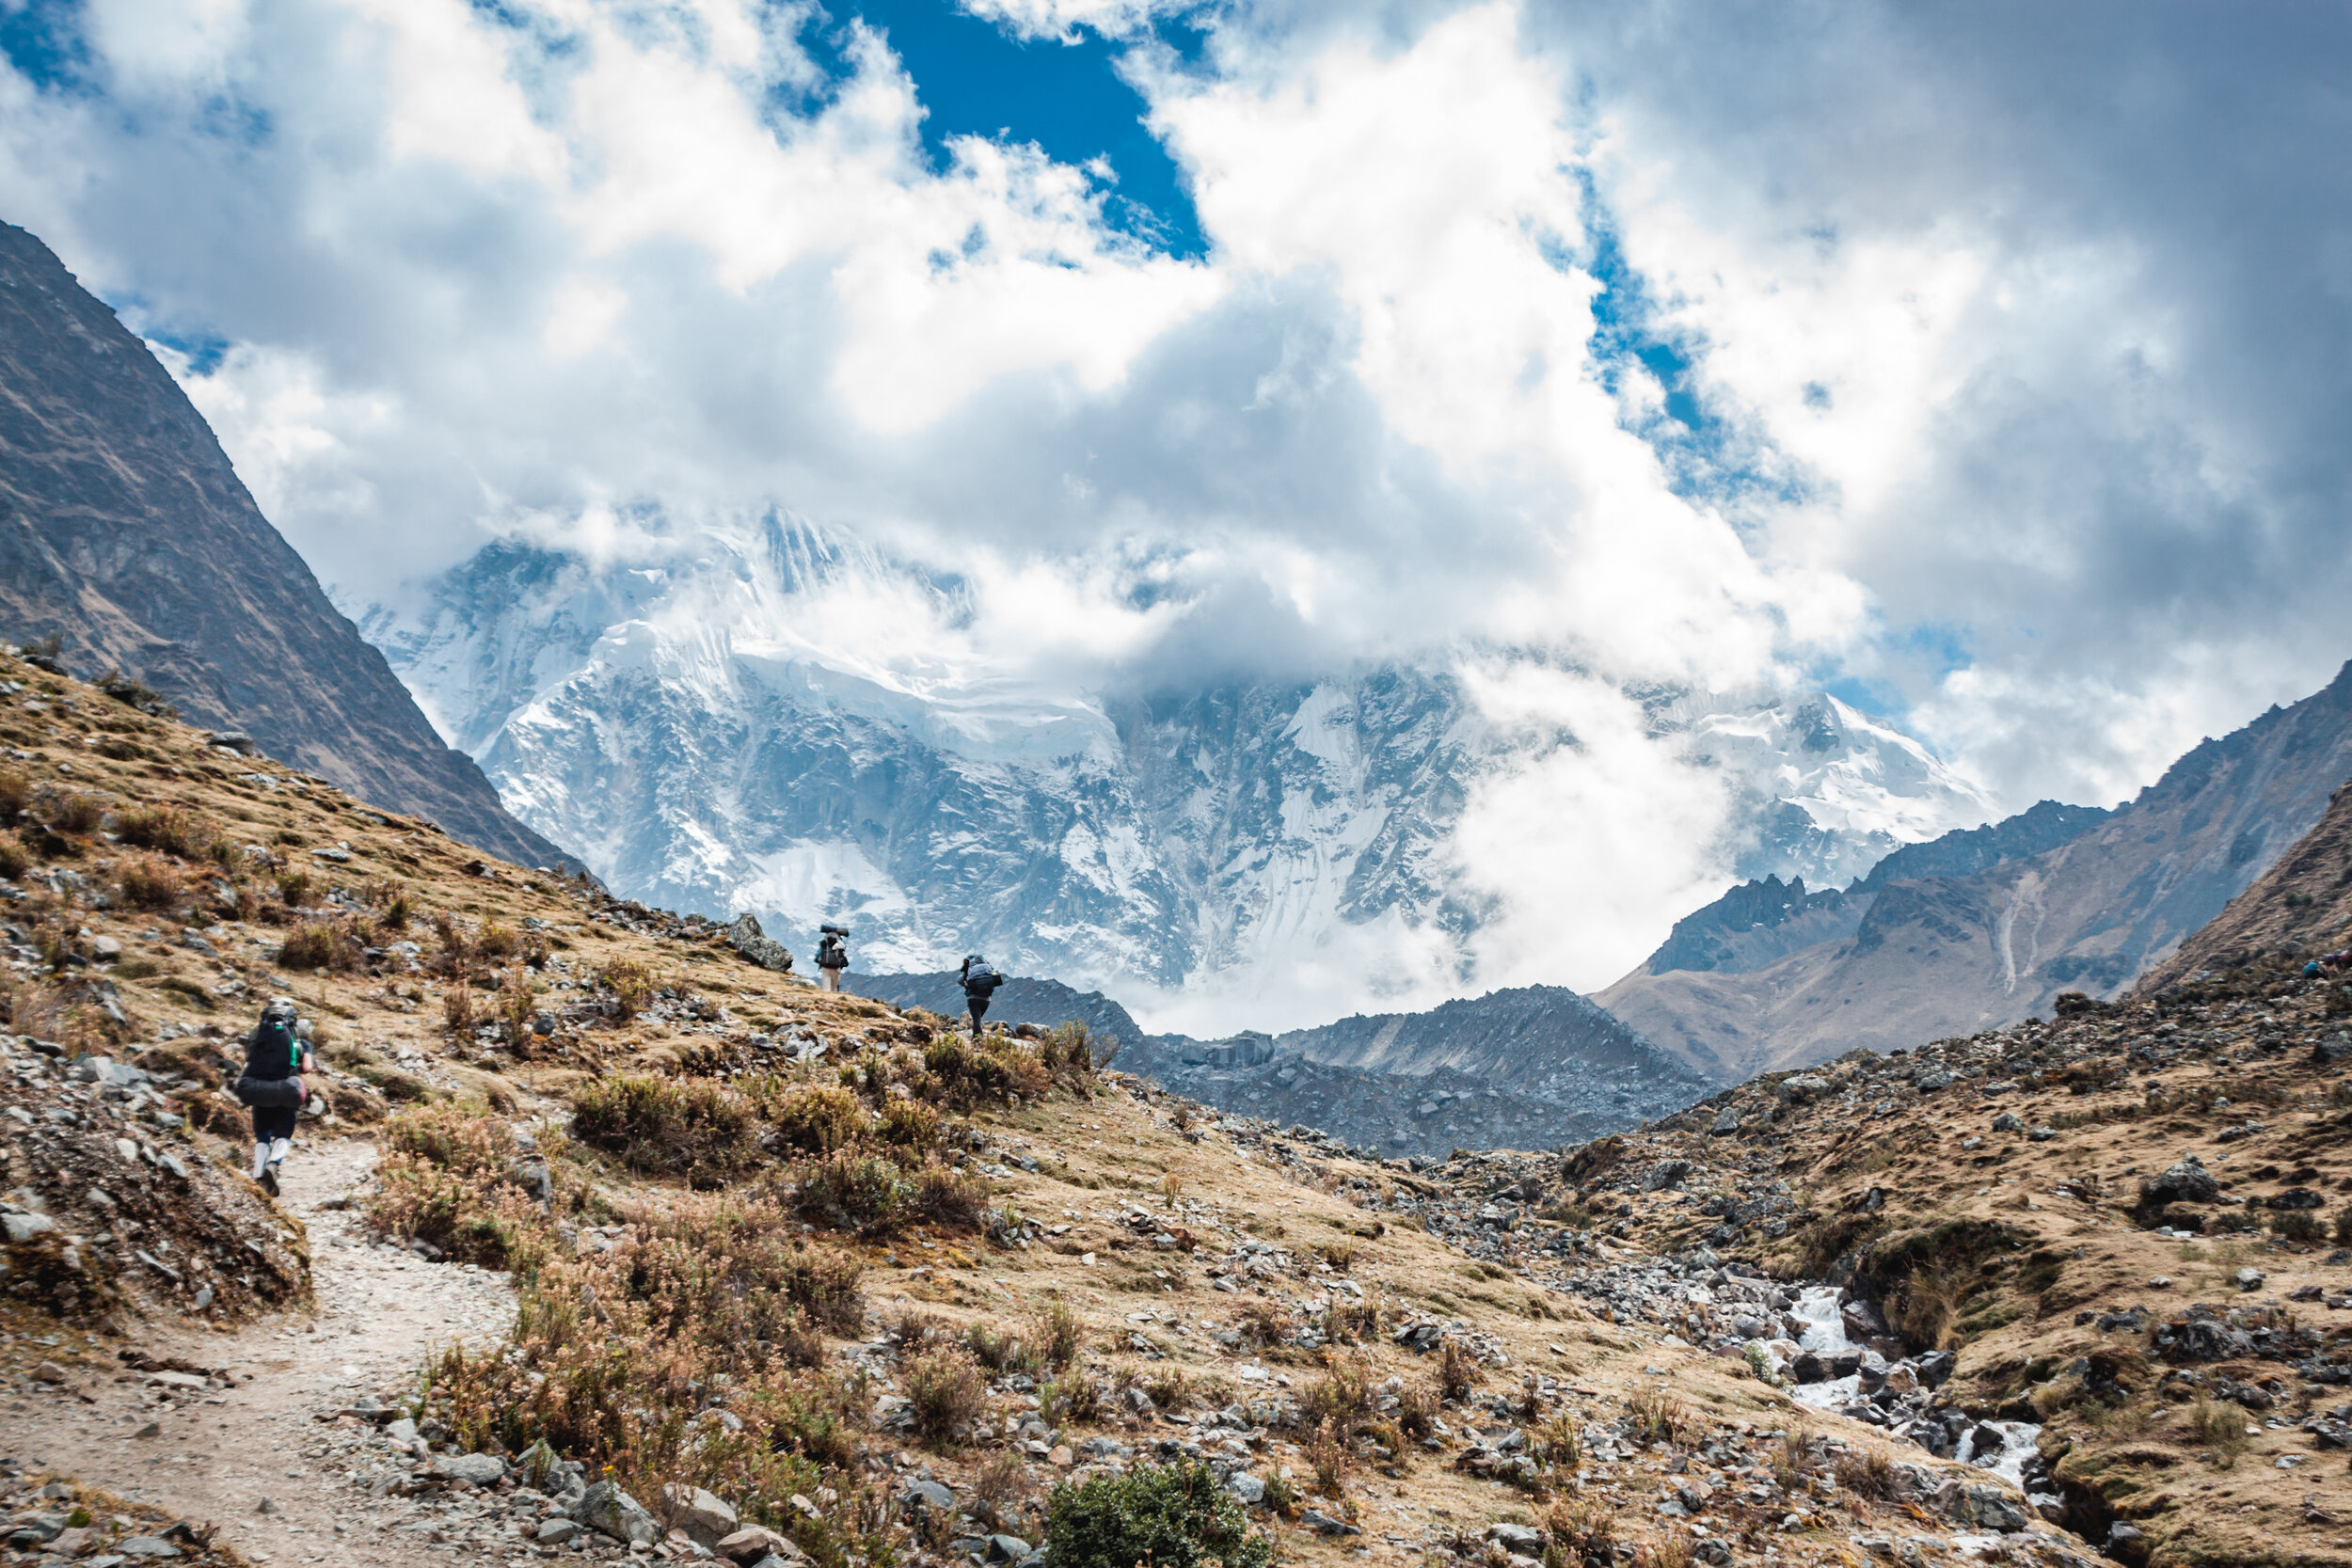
233,996,310,1196
817,924,850,993
959,954,1004,1035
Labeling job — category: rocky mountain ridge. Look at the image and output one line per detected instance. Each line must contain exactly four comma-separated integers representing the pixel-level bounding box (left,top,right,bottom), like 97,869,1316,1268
0,220,568,871
1598,660,2352,1078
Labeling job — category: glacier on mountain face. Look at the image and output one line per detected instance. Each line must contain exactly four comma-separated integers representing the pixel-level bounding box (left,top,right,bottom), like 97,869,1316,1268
361,517,1994,1034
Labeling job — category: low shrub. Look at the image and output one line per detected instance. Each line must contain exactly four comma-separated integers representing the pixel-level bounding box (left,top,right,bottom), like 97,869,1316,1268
2186,1398,2249,1465
1045,1461,1273,1568
775,1085,870,1155
115,854,184,910
0,768,27,818
422,1188,876,1538
914,1163,990,1229
278,922,362,973
1832,1446,1897,1498
116,804,199,857
366,1104,554,1268
964,1321,1038,1374
596,958,656,1020
0,838,24,881
906,1346,987,1448
1035,1299,1085,1372
1041,1022,1097,1091
46,791,103,835
1040,1373,1102,1429
796,1148,914,1233
1626,1387,1689,1447
1438,1338,1482,1401
874,1098,943,1159
570,1073,760,1187
920,1033,1050,1110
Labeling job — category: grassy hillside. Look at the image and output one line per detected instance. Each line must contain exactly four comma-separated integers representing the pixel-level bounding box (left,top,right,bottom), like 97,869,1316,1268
0,645,2183,1568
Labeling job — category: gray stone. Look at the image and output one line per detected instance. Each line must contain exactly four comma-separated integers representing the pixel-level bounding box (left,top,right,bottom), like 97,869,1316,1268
2236,1267,2266,1291
985,1534,1032,1563
579,1480,662,1545
115,1540,182,1560
716,1526,797,1563
724,914,796,974
536,1518,584,1544
902,1480,956,1513
1301,1511,1360,1538
431,1452,505,1487
1486,1523,1544,1553
2141,1156,2220,1206
385,1418,419,1444
662,1483,739,1547
1224,1471,1265,1506
3,1212,56,1242
1708,1107,1740,1136
1990,1111,2025,1132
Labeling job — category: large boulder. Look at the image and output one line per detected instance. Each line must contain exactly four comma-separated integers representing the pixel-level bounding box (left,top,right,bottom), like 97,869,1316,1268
579,1481,662,1546
429,1452,505,1487
2139,1155,2220,1206
725,914,795,974
662,1483,739,1548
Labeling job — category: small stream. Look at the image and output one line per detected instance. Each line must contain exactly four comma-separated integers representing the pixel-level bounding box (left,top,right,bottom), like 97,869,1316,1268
1779,1286,2058,1512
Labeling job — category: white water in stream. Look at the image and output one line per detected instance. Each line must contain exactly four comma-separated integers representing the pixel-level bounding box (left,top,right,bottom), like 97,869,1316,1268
1781,1286,2050,1503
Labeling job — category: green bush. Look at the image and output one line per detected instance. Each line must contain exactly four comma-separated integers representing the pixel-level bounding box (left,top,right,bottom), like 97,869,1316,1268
914,1162,989,1229
874,1098,943,1160
919,1033,1050,1109
773,1085,869,1154
796,1148,914,1233
570,1073,759,1187
1046,1461,1274,1568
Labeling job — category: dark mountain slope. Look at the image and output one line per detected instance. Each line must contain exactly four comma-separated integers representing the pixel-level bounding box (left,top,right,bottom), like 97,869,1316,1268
1600,661,2352,1076
0,220,568,868
1639,799,2113,982
2139,778,2352,990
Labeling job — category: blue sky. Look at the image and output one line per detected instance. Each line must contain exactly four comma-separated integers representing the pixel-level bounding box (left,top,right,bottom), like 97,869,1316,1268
820,1,1209,258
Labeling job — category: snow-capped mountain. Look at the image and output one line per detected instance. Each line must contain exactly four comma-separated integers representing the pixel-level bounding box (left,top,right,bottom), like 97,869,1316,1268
359,516,1993,1034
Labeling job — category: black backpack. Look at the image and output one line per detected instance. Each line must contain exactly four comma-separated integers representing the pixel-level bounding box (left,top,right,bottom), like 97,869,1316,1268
963,963,1002,996
246,1013,300,1080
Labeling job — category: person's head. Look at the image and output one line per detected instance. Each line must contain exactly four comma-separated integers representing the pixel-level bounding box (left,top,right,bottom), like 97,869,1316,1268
263,996,295,1022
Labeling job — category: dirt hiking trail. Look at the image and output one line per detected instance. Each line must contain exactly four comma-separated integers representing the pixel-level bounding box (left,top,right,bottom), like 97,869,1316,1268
1,1139,518,1564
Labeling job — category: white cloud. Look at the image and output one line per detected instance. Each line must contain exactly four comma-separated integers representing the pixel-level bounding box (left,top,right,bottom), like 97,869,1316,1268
4,0,2347,1014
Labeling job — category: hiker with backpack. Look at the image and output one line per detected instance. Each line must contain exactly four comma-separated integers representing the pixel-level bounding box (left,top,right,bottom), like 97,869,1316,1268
959,954,1004,1035
232,996,310,1196
817,924,850,992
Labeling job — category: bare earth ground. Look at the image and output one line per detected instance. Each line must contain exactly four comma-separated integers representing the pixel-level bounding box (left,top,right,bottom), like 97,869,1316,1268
0,1138,516,1565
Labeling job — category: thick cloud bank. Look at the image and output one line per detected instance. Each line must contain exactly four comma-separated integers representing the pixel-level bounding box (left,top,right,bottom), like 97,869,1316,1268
4,0,2347,1005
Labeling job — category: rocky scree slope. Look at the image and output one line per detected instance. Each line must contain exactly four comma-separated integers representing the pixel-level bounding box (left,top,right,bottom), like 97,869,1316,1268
0,219,567,870
1565,949,2352,1564
1600,661,2352,1078
0,655,2101,1568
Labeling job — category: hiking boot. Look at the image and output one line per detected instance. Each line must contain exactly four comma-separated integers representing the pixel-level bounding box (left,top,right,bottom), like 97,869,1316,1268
260,1167,280,1197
